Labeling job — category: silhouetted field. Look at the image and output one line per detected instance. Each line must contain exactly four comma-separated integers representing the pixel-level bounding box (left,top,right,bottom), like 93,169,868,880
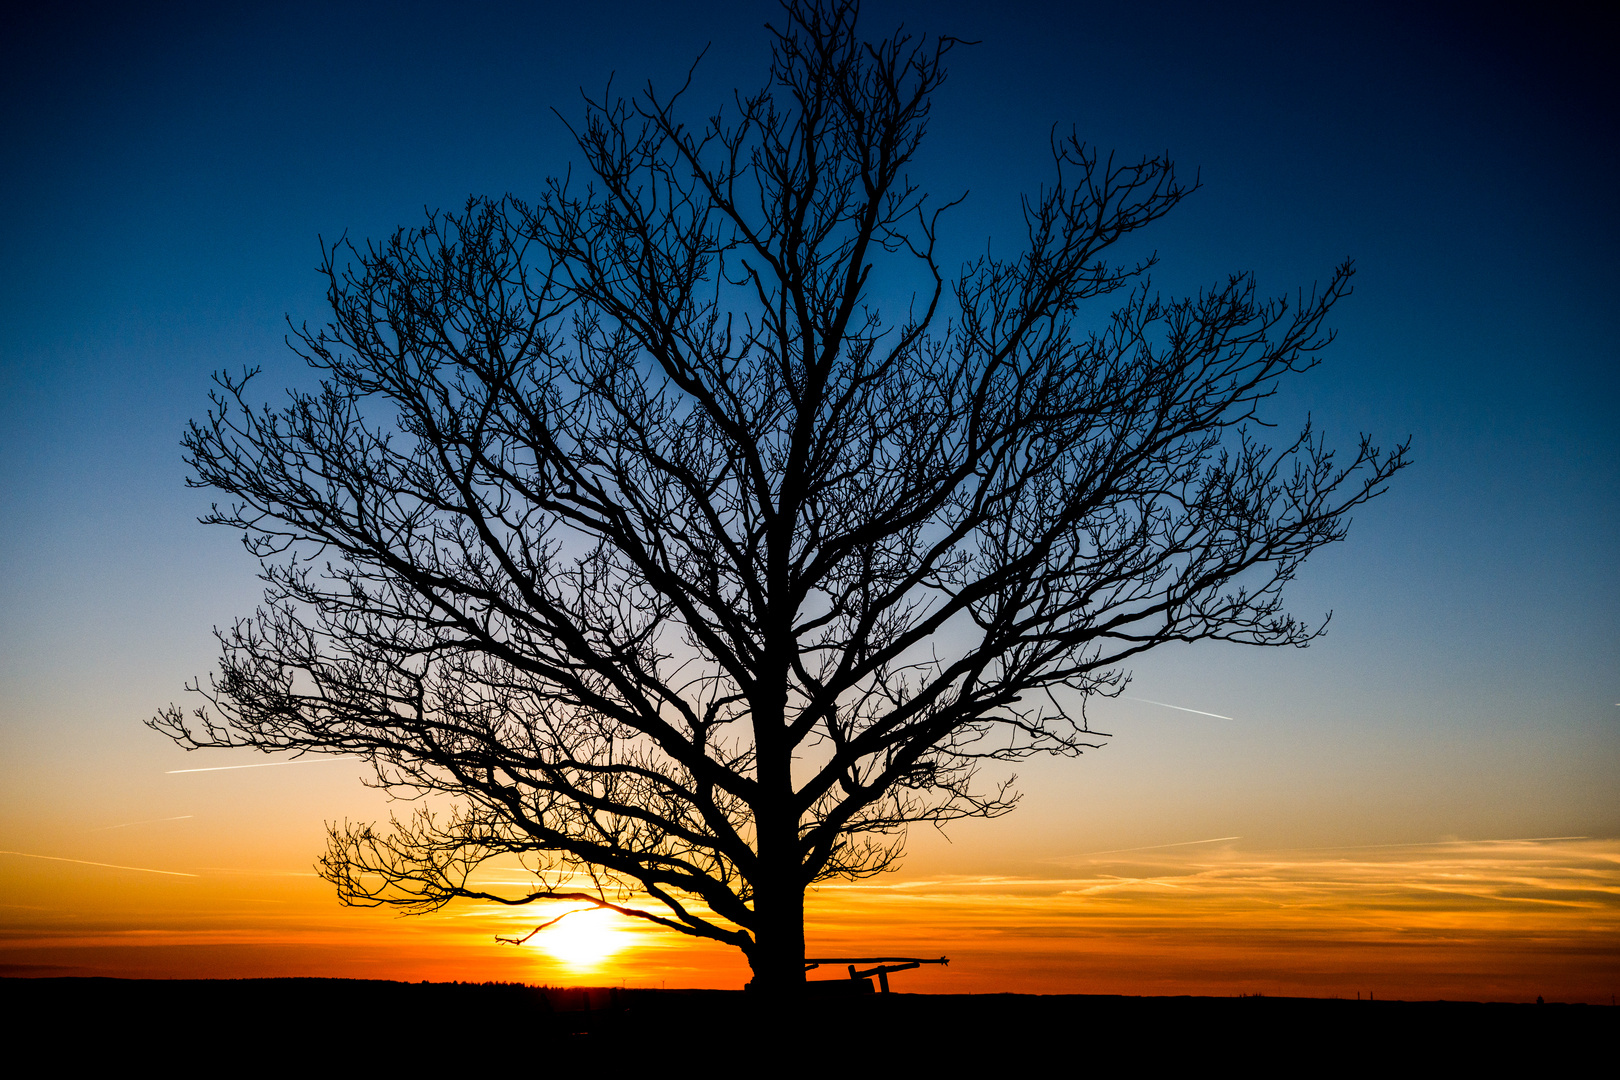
3,977,1609,1065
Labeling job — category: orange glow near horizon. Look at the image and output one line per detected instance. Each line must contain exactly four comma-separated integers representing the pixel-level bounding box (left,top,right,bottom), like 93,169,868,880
3,836,1615,1003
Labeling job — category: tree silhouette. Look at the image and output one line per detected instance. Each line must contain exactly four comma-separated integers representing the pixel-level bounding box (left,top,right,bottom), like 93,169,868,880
152,0,1406,993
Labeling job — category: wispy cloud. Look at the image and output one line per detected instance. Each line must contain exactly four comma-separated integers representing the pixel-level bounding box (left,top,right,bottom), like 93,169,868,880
92,814,194,831
193,868,317,877
0,850,197,877
1054,835,1243,860
808,836,1620,938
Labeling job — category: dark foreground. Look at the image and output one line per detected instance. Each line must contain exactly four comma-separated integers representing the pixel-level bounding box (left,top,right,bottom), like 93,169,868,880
3,977,1610,1065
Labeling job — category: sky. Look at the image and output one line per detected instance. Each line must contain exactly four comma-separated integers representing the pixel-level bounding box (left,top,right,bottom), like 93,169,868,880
2,1,1616,1001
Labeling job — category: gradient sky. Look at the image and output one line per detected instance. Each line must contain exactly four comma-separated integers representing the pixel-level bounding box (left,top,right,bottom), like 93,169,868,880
2,1,1616,1001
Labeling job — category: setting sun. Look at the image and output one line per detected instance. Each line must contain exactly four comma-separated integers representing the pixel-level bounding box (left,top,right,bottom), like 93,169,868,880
539,910,629,969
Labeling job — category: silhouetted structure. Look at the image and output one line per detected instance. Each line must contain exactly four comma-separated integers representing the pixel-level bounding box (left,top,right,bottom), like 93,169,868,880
806,955,949,993
152,0,1406,993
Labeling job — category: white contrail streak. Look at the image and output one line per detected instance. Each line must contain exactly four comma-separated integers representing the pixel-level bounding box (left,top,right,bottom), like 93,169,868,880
93,814,194,831
166,756,355,774
0,850,197,877
1125,696,1234,720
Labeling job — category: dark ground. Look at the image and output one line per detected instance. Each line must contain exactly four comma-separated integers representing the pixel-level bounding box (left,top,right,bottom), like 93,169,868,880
2,977,1610,1066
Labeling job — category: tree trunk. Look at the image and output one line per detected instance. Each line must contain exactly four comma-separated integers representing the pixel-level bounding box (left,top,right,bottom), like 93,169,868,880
747,756,807,993
748,629,807,995
748,869,807,994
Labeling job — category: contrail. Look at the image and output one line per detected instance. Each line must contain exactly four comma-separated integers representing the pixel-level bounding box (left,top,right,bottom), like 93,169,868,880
167,756,355,774
0,850,197,877
93,814,194,831
1125,696,1234,720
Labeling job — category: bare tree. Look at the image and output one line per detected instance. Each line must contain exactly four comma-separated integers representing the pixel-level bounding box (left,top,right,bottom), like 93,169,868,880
152,0,1406,993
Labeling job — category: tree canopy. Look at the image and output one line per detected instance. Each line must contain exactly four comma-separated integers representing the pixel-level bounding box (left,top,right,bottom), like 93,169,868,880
152,0,1407,991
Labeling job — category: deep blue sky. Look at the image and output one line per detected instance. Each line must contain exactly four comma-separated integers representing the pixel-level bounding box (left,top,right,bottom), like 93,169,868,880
2,1,1615,867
